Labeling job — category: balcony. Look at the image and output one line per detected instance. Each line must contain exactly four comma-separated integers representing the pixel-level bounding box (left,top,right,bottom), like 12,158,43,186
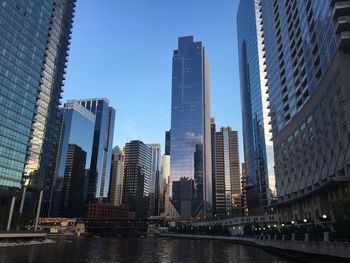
335,15,350,33
332,1,350,20
337,31,350,50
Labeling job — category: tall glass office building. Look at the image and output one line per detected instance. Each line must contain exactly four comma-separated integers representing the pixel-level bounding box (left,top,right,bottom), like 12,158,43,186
0,1,75,204
237,0,275,213
52,101,95,216
261,0,350,223
170,36,212,218
77,98,115,202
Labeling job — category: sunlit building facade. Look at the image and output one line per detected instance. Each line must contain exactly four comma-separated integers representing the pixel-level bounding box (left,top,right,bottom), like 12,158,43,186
0,1,75,209
77,98,115,202
170,36,212,218
109,146,125,206
237,0,276,214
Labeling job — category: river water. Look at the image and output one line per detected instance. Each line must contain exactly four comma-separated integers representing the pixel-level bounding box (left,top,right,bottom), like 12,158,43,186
0,237,300,263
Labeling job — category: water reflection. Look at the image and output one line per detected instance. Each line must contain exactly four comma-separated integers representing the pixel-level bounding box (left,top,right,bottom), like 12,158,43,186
0,237,298,263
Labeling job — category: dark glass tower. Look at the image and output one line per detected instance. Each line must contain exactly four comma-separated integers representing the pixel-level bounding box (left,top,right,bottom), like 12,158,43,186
261,0,350,224
51,101,95,216
122,140,152,219
77,98,115,202
237,0,276,214
60,144,87,218
170,36,212,218
0,1,75,208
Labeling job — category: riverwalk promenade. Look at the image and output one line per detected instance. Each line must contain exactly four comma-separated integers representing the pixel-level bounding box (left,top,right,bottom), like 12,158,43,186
161,233,350,262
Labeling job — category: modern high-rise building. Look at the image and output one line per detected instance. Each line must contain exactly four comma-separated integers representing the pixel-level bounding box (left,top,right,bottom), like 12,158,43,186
109,146,125,206
170,36,212,218
261,0,350,224
237,0,276,213
122,140,152,218
165,131,171,156
52,101,95,216
77,98,115,202
210,118,217,214
0,1,75,210
214,127,242,217
60,144,87,218
147,144,161,216
159,154,170,216
241,163,248,217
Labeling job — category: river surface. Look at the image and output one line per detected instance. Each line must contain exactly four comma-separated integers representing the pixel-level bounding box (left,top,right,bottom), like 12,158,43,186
0,236,301,263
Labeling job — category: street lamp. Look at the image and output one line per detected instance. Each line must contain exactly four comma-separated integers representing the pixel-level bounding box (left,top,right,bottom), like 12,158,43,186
303,219,308,223
291,221,295,225
322,214,327,220
281,223,285,227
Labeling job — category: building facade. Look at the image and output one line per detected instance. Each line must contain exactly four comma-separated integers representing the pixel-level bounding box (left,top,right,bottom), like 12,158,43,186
165,131,171,156
122,140,152,218
60,144,87,218
261,0,350,224
0,0,75,209
214,128,242,217
147,144,161,216
241,163,248,216
237,0,276,214
52,101,95,216
109,146,125,206
170,36,212,218
77,98,115,202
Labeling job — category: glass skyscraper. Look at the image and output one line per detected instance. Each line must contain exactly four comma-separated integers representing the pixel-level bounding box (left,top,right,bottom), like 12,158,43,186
0,1,75,204
77,98,115,202
170,36,212,218
260,0,350,224
237,0,276,213
52,101,95,216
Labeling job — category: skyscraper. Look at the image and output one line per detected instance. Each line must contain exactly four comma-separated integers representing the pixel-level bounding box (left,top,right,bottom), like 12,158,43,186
147,144,161,216
261,0,350,223
170,36,212,218
214,127,242,217
122,140,152,218
60,144,87,218
109,146,125,206
77,98,115,202
52,101,95,216
211,118,217,214
0,1,75,209
237,0,276,213
165,131,171,156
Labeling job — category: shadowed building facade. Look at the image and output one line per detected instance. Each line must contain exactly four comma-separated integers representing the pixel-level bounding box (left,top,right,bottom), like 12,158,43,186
170,36,212,218
122,140,152,218
214,128,242,217
261,0,350,224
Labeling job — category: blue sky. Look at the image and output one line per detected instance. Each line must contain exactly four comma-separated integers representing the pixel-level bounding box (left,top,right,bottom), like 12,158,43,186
64,0,242,155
